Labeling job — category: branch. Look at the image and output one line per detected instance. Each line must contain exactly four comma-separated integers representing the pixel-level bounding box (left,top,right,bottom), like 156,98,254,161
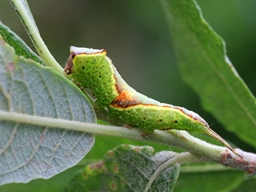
0,110,255,174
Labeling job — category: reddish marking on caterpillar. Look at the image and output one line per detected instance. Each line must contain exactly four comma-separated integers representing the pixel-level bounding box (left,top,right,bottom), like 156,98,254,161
113,76,121,94
113,73,128,95
173,106,209,126
111,91,141,107
111,94,158,109
64,53,74,74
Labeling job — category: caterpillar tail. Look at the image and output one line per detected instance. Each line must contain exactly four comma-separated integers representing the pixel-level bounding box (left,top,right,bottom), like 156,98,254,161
205,127,242,158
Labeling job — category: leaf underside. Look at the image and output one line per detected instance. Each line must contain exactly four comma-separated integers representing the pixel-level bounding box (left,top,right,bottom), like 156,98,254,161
64,145,180,192
0,31,96,185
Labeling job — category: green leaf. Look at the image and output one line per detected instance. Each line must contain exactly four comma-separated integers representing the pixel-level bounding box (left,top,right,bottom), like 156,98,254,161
64,145,180,192
161,0,256,147
0,21,43,64
175,164,245,192
232,176,256,192
0,36,96,185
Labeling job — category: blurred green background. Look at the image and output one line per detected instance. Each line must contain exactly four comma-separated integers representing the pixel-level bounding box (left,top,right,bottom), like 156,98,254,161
0,0,255,191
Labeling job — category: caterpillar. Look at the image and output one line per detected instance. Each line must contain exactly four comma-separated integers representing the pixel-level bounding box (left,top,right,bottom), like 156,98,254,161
64,46,239,156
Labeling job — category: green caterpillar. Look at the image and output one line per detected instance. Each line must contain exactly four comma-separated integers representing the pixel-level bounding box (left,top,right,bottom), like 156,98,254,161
64,46,239,156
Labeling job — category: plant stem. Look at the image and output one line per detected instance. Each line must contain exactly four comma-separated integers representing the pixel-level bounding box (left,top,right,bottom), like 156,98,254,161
0,111,230,159
10,0,64,74
0,110,255,173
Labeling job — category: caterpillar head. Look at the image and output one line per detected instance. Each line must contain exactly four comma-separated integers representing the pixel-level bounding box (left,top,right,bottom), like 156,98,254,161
64,46,106,75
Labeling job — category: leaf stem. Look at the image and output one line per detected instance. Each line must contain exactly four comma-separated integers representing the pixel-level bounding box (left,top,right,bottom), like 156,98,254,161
10,0,64,74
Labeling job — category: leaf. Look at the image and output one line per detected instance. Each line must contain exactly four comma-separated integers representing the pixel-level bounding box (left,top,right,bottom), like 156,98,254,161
174,164,245,192
64,145,180,192
0,36,96,185
0,21,43,64
161,0,256,147
0,165,84,192
232,176,256,192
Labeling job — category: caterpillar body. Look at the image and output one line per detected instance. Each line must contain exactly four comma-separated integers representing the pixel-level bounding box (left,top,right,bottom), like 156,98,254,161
64,46,239,156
